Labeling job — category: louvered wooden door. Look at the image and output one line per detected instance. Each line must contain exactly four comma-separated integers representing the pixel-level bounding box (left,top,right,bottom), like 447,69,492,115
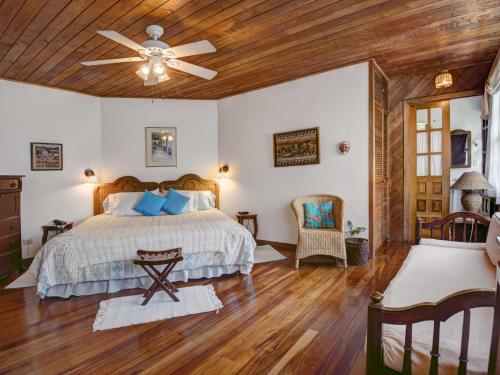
370,62,389,254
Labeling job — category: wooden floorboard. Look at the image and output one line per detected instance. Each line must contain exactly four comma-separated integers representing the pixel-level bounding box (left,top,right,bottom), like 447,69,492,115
0,243,410,374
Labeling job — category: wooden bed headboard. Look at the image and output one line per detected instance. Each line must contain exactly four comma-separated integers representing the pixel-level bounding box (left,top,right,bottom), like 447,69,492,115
159,174,219,209
93,176,159,215
93,174,219,215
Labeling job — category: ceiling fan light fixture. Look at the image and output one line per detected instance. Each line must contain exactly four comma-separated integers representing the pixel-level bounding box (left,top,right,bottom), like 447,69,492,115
140,64,150,76
136,67,149,80
153,63,165,76
158,71,169,83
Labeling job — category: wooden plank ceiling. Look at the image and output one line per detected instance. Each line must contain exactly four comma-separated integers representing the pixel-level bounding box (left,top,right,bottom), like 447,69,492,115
0,0,498,99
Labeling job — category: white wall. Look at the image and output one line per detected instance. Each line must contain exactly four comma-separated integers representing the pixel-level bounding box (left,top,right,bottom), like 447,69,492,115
1,62,370,255
450,95,483,212
0,80,101,257
218,63,370,244
100,98,218,182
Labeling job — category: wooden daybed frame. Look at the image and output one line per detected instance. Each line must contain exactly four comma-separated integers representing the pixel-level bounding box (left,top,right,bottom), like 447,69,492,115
366,212,500,375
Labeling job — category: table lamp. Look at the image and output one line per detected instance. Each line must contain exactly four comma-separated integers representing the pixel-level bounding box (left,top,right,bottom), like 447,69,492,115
450,171,493,212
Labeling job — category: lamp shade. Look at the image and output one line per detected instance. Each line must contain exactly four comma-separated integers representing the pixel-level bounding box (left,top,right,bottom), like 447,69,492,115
450,172,493,190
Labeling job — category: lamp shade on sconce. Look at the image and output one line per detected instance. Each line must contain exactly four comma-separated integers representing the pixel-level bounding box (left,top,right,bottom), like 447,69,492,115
84,168,98,183
217,164,229,178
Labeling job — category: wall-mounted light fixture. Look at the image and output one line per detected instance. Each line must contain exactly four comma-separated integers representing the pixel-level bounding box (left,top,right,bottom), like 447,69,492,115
338,141,351,155
217,164,229,178
84,168,98,183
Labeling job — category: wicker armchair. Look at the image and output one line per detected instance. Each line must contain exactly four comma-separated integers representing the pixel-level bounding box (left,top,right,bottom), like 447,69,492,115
291,195,347,269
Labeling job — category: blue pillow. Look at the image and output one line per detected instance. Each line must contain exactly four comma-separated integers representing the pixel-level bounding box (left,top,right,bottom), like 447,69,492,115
303,202,335,229
162,188,190,215
133,190,167,216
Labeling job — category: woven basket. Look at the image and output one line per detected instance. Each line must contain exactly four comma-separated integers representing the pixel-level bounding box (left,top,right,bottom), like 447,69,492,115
345,238,369,266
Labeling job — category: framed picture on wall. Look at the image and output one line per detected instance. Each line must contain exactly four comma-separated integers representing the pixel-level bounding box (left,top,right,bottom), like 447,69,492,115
273,127,320,167
145,127,177,167
30,142,63,171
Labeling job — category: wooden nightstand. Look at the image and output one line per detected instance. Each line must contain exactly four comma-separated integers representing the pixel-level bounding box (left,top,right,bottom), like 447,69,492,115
236,213,258,239
42,222,73,245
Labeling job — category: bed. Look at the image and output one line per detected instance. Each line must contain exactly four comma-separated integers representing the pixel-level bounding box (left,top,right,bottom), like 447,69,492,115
366,212,500,375
29,174,256,298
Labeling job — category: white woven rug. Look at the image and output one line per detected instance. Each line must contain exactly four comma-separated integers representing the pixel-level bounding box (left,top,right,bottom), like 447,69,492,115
254,245,287,264
93,284,223,331
4,272,36,289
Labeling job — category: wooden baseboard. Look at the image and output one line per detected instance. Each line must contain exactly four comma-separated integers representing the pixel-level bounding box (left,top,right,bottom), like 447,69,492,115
256,239,296,252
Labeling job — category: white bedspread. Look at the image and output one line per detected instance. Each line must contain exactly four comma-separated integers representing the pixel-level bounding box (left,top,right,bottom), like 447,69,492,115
382,245,496,375
30,210,255,297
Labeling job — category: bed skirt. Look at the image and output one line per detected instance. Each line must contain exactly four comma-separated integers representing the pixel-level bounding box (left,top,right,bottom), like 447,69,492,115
43,264,248,298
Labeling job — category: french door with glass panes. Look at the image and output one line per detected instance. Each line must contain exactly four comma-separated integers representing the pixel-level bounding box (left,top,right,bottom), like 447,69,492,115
410,101,450,240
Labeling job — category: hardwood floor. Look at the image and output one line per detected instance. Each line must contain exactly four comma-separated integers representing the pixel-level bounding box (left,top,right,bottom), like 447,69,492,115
0,243,410,374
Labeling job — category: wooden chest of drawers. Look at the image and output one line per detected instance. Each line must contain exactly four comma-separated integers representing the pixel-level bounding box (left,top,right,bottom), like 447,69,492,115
0,175,23,281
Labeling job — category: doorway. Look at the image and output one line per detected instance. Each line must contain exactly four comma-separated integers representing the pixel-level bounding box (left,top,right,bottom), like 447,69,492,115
407,100,451,242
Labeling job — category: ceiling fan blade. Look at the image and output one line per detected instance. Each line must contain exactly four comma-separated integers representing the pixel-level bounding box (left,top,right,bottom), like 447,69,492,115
97,30,145,52
81,57,145,66
166,40,215,58
168,59,217,80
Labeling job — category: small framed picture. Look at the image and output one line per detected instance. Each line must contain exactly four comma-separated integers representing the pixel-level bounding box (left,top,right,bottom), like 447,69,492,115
31,143,63,171
145,127,177,167
273,127,320,167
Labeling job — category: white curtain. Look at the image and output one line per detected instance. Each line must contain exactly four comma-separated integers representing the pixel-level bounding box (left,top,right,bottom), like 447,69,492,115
484,49,500,200
485,92,500,200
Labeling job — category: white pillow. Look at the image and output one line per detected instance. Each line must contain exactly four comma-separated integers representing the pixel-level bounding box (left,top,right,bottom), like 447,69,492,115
102,190,160,216
173,190,215,210
176,191,197,213
419,238,486,251
485,213,500,266
196,191,216,210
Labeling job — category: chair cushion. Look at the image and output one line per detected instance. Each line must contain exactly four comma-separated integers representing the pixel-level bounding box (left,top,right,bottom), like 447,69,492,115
303,202,335,229
162,188,190,215
133,190,167,216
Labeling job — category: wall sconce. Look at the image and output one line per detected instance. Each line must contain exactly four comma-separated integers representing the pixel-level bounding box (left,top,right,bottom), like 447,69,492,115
338,141,351,155
217,164,229,178
84,168,98,183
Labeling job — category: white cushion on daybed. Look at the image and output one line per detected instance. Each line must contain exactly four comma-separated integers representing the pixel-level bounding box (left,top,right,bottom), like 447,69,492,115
419,238,486,250
485,213,500,266
382,245,496,375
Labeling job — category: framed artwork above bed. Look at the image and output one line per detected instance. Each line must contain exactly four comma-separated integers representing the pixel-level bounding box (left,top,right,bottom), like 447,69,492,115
145,127,177,167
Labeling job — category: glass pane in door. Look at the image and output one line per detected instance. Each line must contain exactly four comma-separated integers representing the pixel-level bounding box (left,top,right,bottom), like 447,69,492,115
430,107,442,129
430,131,442,152
417,155,428,176
417,109,428,130
417,133,428,153
430,155,442,176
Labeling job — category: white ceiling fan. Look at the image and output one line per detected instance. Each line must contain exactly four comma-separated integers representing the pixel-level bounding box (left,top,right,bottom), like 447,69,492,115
81,25,217,86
